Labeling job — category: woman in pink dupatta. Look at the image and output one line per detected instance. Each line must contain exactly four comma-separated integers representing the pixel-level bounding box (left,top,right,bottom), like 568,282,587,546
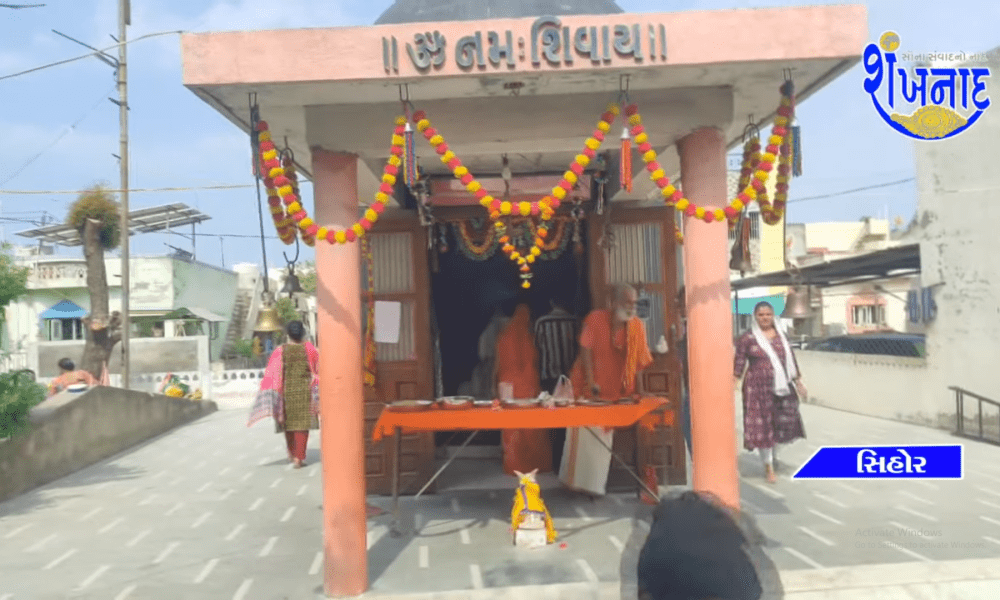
248,321,319,468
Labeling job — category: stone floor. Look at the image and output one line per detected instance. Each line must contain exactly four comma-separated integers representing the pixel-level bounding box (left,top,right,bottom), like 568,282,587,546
1,398,999,599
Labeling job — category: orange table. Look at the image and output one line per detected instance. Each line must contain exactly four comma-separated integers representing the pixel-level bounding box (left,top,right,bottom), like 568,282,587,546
373,397,673,536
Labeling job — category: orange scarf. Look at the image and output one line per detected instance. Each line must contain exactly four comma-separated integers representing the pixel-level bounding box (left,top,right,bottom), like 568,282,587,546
621,317,646,395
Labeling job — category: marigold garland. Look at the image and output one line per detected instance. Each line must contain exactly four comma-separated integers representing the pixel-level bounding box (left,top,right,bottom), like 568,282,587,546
411,105,618,287
626,81,795,223
255,119,407,245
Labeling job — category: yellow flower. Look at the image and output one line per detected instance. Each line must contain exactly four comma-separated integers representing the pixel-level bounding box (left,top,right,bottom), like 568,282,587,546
517,257,526,265
480,197,492,208
376,192,390,204
417,119,430,132
466,182,481,193
267,188,279,198
552,187,566,200
651,169,665,180
288,201,302,213
279,186,295,198
383,174,396,185
526,255,535,263
662,184,676,197
335,230,347,244
522,281,531,289
317,227,329,240
365,209,378,222
495,221,505,229
762,152,776,164
389,155,402,167
585,138,600,150
769,135,782,146
510,251,520,260
391,135,405,146
263,150,277,161
643,150,657,163
270,206,283,215
607,103,620,115
270,168,285,179
259,132,271,142
635,133,648,145
395,116,407,126
780,97,791,107
500,201,512,215
531,247,541,256
597,121,611,133
754,171,768,182
300,217,314,228
775,116,789,127
676,198,690,210
564,171,578,184
519,202,531,216
713,209,725,221
575,154,590,167
628,115,641,126
454,166,469,177
694,207,706,219
732,199,745,211
441,151,456,163
429,135,444,146
352,223,365,237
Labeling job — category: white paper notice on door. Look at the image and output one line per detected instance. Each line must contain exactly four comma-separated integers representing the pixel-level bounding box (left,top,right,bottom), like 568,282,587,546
374,301,401,344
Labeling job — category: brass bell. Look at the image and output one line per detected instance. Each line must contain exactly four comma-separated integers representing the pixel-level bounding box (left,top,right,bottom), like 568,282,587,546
253,301,284,335
729,253,753,273
781,286,812,319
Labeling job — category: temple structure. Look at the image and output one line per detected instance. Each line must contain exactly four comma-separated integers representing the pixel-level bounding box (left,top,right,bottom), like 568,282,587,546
181,1,866,595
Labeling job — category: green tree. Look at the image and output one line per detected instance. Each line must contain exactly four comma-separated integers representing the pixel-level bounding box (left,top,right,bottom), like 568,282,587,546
0,243,28,311
67,185,122,378
275,297,299,325
0,370,46,439
297,261,316,294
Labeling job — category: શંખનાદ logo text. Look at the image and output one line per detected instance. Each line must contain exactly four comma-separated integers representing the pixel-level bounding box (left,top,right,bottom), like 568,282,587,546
863,31,992,140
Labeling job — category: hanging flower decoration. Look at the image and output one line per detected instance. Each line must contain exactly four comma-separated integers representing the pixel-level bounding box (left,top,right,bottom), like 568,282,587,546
454,220,499,261
761,125,792,225
411,105,618,287
625,81,795,223
730,137,760,231
675,222,683,245
255,118,409,244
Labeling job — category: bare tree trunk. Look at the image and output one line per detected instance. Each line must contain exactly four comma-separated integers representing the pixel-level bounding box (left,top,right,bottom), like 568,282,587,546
80,218,121,378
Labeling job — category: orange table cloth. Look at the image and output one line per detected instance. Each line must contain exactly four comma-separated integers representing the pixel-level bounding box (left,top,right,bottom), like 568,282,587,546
371,397,672,442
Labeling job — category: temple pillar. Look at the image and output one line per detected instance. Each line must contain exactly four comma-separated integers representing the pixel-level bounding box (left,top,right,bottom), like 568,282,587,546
677,127,740,510
313,149,368,596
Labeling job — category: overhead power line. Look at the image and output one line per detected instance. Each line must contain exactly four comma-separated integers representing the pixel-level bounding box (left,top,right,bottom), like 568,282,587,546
0,30,183,83
787,178,916,204
0,184,254,195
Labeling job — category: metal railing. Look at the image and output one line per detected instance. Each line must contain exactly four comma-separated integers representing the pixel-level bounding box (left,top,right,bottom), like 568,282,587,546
951,386,1000,445
807,335,926,358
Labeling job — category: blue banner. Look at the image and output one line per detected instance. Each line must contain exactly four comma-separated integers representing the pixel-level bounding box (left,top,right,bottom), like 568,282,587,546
792,445,963,479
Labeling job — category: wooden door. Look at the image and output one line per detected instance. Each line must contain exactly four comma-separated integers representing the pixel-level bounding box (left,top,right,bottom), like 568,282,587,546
588,204,687,488
362,213,436,496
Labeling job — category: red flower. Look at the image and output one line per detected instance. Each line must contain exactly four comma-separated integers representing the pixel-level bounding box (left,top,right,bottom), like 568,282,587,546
260,141,276,152
474,189,487,199
583,148,596,159
372,202,386,213
294,211,308,221
751,179,766,192
657,177,669,188
624,104,638,116
777,106,792,117
424,127,437,139
394,126,406,136
671,190,684,204
724,206,738,219
306,224,320,236
702,212,715,223
385,165,399,176
265,159,281,170
359,218,372,230
263,177,275,188
256,121,269,131
551,198,561,209
530,204,540,216
391,146,404,156
436,143,449,155
758,161,773,172
773,126,787,137
570,163,584,176
593,130,605,142
460,174,474,185
684,204,697,217
737,192,751,204
447,158,461,170
379,183,394,194
646,161,660,173
267,197,281,207
412,110,426,121
601,112,615,123
273,176,290,187
638,142,653,154
490,199,502,211
766,144,779,155
282,195,297,205
631,125,645,137
345,230,357,242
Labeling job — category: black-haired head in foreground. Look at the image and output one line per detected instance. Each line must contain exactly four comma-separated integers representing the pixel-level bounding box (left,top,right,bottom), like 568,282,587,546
638,490,765,600
286,320,306,343
58,358,75,372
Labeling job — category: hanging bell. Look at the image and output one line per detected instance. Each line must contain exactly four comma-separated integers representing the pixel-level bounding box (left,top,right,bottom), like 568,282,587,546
280,267,304,297
253,300,284,335
781,286,812,319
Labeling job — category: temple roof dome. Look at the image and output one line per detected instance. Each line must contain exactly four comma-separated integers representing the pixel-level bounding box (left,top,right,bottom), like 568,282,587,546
374,0,625,25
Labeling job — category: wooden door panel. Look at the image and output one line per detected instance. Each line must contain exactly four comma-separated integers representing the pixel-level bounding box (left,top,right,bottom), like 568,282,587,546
363,219,436,496
589,205,686,488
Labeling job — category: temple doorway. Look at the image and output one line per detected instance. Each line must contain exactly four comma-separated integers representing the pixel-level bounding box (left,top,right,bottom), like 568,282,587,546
428,216,591,488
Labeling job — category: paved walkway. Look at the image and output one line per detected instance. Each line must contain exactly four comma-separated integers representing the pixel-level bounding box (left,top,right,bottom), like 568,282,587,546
1,399,999,599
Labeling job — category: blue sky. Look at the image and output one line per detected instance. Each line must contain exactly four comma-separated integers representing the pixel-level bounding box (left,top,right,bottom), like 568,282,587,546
0,0,997,270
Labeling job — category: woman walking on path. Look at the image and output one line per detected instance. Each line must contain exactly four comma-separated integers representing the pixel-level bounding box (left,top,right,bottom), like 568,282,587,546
733,302,806,483
248,320,319,468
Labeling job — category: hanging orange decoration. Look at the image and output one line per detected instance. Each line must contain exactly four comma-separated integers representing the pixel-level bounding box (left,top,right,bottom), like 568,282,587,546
620,126,632,193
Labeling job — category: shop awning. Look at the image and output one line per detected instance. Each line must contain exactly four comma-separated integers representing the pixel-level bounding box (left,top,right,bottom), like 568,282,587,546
732,294,786,316
162,307,228,322
730,244,920,290
39,300,86,320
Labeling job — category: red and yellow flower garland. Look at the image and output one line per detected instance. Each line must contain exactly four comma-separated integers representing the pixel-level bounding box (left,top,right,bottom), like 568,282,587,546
410,106,619,287
627,82,795,223
255,119,409,245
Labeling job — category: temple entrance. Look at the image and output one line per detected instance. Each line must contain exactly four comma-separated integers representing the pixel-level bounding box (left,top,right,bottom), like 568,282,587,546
429,215,591,488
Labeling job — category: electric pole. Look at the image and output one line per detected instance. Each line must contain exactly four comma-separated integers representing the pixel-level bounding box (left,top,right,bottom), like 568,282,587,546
117,0,131,390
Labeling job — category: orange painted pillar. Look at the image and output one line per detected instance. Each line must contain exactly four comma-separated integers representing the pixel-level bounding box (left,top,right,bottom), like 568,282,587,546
312,149,368,596
677,127,740,510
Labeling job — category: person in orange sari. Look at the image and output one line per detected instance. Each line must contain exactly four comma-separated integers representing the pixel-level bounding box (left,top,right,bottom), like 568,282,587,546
495,303,553,475
47,358,98,397
560,284,654,495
